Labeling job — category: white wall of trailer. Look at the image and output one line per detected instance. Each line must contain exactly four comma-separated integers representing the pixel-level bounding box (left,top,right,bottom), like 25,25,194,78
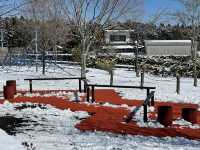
144,40,194,56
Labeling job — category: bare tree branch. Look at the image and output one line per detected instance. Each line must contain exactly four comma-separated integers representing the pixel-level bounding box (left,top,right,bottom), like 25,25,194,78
61,0,144,78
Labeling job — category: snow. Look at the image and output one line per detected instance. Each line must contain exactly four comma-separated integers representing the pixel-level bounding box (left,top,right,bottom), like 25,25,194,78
116,53,135,57
102,102,120,108
0,65,81,92
0,65,200,149
0,102,200,150
173,118,200,129
0,101,91,150
132,106,164,128
145,40,191,44
0,65,199,104
103,45,134,49
19,91,84,102
102,102,136,111
132,106,200,129
0,128,25,150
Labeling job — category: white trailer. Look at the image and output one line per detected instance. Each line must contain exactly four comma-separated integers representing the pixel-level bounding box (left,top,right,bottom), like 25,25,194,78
144,40,194,56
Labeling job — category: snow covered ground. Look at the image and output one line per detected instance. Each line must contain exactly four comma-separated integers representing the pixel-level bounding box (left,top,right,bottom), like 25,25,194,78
0,101,200,150
0,64,199,105
0,64,200,149
0,128,25,150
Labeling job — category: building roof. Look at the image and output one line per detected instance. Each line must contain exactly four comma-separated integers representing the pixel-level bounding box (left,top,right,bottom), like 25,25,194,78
106,23,134,31
144,40,192,46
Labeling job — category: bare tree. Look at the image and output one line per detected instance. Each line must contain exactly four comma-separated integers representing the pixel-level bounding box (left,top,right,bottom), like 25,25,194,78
148,7,170,24
60,0,143,80
23,0,69,74
0,0,31,17
173,0,200,87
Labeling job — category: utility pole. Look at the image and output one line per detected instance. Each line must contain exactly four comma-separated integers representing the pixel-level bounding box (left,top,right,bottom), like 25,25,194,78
35,29,38,72
42,49,45,75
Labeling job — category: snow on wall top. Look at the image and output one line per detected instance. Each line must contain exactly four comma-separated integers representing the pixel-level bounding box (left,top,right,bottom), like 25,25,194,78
144,40,192,46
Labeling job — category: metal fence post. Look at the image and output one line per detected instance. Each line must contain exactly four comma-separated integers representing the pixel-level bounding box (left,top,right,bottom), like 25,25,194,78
176,74,180,95
74,91,79,102
91,86,95,103
79,79,82,92
146,88,150,97
141,70,144,87
143,104,148,122
84,80,87,93
86,86,90,102
151,92,155,106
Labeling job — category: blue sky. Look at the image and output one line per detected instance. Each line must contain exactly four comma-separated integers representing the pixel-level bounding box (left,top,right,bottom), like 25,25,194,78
2,0,184,24
144,0,183,22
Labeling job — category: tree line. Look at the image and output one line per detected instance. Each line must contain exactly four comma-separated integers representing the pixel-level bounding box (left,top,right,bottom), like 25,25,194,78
0,16,194,50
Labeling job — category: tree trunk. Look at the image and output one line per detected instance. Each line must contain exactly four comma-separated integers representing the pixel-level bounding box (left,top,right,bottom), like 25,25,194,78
42,49,45,75
80,39,92,92
81,40,91,78
81,53,87,78
35,29,38,72
81,39,86,78
135,40,139,77
81,52,87,92
194,59,197,87
135,49,139,77
192,39,197,87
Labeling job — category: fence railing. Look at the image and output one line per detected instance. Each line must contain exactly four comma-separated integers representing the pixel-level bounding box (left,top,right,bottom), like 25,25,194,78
86,84,156,122
86,84,156,103
24,77,85,93
24,78,156,122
